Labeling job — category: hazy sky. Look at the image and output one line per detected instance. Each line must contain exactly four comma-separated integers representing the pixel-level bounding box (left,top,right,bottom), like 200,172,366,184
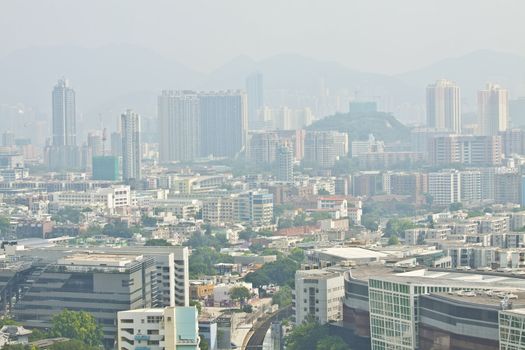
1,0,524,74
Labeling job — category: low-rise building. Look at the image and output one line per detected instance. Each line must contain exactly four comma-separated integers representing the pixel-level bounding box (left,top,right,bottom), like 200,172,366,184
117,306,199,350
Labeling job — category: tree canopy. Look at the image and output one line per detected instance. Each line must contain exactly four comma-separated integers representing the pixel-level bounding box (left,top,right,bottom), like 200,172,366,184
244,257,300,288
285,320,350,350
50,309,103,347
229,286,251,305
272,285,292,307
189,247,234,278
145,239,171,246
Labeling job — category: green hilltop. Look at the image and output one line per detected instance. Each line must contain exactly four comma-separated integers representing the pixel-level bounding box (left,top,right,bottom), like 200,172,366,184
308,111,410,143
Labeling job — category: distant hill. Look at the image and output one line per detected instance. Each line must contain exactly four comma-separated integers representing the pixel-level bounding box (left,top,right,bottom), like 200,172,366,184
396,49,525,107
308,112,410,143
0,45,202,128
0,46,524,129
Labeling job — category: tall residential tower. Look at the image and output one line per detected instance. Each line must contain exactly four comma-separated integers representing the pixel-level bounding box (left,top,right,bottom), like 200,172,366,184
426,79,461,133
48,78,80,170
121,109,141,181
478,83,509,136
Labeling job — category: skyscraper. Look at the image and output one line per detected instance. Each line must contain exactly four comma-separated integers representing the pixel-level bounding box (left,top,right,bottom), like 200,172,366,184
121,109,141,181
52,78,76,147
426,79,461,133
158,91,200,163
246,72,264,129
478,83,509,136
47,78,79,170
199,91,248,158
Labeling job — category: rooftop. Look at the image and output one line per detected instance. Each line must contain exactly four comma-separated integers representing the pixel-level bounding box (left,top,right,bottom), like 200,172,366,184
426,291,525,309
57,253,142,267
312,247,388,260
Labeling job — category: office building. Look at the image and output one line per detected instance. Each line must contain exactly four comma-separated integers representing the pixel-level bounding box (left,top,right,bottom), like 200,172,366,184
92,156,119,181
158,91,200,163
117,306,199,350
426,79,461,133
121,109,141,181
246,72,264,129
304,131,348,168
13,253,157,347
275,145,294,182
199,91,247,158
294,268,345,325
367,269,525,350
478,84,509,136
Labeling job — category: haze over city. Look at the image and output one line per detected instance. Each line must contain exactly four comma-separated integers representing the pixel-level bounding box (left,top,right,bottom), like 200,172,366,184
0,1,525,350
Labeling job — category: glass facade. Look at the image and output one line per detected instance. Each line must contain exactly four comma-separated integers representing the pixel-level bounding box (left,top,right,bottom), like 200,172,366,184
500,311,525,350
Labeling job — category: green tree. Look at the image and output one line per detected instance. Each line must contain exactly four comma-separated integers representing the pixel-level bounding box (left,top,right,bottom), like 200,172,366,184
188,247,234,278
289,248,305,263
385,218,415,238
141,215,158,227
190,300,202,313
244,257,300,288
0,216,10,235
239,230,257,241
316,336,348,350
285,321,350,350
49,340,99,350
449,202,463,212
102,222,133,238
50,309,103,346
145,239,171,246
361,213,379,231
388,235,400,245
3,345,35,350
272,285,292,307
229,286,251,305
53,207,83,224
199,338,209,350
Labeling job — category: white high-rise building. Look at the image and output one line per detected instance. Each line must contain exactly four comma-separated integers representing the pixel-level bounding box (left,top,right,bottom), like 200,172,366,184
426,79,461,133
121,110,141,181
459,170,482,204
293,269,344,325
158,91,200,163
246,72,264,130
428,170,461,207
478,83,509,136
